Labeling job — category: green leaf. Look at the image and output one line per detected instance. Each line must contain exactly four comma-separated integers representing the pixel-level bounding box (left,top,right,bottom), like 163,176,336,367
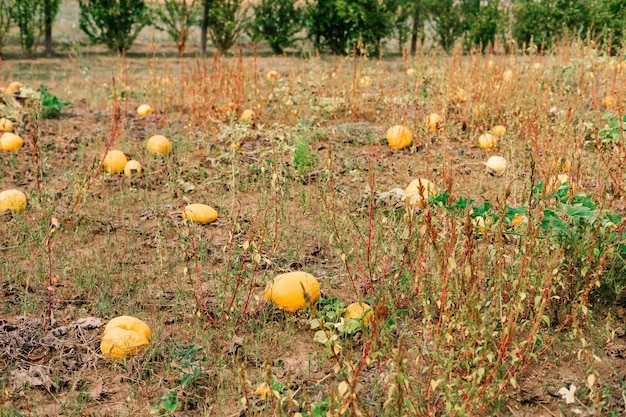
564,204,598,223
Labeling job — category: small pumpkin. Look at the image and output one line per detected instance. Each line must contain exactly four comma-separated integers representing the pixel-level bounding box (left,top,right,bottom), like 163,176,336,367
264,271,320,313
502,69,514,81
0,132,23,151
147,135,172,156
266,70,279,82
426,113,442,133
386,125,412,150
137,104,153,118
124,160,143,177
345,302,373,325
477,133,498,150
182,204,218,224
602,95,616,108
103,150,128,174
0,189,27,213
0,118,13,132
359,76,372,87
4,81,24,95
491,125,507,137
404,178,437,207
240,109,255,123
484,156,507,176
100,316,151,360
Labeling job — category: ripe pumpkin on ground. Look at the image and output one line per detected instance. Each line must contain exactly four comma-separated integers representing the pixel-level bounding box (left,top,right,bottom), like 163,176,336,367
0,189,27,213
426,113,443,133
404,178,437,208
100,316,152,360
182,204,218,224
147,135,172,156
477,133,498,150
137,104,153,118
386,125,412,150
124,160,142,177
0,132,23,151
240,109,255,123
264,271,320,313
345,302,374,325
0,118,13,132
103,150,128,174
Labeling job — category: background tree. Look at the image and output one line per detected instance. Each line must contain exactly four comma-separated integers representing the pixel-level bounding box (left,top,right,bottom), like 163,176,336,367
512,0,591,50
79,0,152,54
155,0,200,55
10,0,45,56
207,0,247,55
305,0,396,55
464,0,501,52
590,0,626,54
0,0,12,57
200,0,213,56
249,0,302,54
43,0,61,56
409,0,428,55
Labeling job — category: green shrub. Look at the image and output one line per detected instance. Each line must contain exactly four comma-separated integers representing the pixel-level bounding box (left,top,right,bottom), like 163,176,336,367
591,0,626,53
305,0,396,55
155,0,200,55
427,0,465,51
78,0,152,54
37,85,71,119
207,0,247,54
9,0,45,55
512,0,591,50
465,0,501,52
0,0,12,57
249,0,302,54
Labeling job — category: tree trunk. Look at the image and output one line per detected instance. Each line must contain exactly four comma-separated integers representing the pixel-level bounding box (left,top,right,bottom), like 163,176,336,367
44,0,53,57
410,0,421,56
201,0,210,56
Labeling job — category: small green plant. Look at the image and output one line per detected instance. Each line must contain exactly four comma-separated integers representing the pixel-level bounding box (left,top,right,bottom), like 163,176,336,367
154,0,200,55
78,0,152,53
598,112,626,147
293,135,318,179
249,0,302,54
152,389,182,415
37,85,71,119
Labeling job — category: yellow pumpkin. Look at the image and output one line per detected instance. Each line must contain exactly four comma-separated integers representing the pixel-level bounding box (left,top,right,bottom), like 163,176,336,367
0,132,23,151
103,150,128,174
0,118,13,132
264,271,320,313
386,125,412,150
100,316,151,360
182,204,218,224
359,76,372,87
240,109,255,123
266,70,279,82
147,135,172,156
477,133,498,150
0,189,27,213
4,81,24,95
491,125,507,136
404,178,437,207
602,95,616,108
484,156,507,176
124,160,143,177
137,104,153,118
345,302,373,325
426,113,442,133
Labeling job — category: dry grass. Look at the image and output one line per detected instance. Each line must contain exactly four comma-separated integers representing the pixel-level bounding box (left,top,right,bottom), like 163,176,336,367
1,42,626,417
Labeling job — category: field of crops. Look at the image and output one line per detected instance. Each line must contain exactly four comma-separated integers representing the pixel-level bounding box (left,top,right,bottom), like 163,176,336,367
1,43,626,416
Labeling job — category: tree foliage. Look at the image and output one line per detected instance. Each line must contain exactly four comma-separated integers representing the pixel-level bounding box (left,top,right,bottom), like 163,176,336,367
249,0,302,54
78,0,152,54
